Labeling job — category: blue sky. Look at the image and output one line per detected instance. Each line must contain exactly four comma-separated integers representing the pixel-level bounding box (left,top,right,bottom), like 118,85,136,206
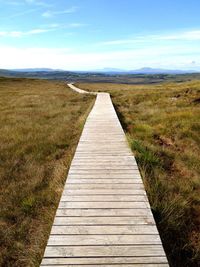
0,0,200,70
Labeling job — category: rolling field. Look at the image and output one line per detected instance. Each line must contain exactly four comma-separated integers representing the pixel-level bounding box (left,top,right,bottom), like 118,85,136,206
77,81,200,267
0,78,94,266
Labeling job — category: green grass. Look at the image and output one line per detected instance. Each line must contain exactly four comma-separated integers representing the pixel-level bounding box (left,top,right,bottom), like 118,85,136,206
0,78,94,266
78,81,200,267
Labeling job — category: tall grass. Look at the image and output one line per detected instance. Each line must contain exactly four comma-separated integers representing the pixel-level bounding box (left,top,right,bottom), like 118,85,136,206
0,78,94,266
78,81,200,267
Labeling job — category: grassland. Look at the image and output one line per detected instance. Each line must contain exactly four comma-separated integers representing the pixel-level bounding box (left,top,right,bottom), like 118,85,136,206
77,81,200,267
0,78,94,266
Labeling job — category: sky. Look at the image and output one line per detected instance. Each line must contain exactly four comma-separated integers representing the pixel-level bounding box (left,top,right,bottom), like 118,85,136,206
0,0,200,70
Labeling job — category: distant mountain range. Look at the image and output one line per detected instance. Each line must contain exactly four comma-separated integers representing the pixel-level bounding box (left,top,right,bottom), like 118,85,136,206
0,67,199,84
3,67,199,75
1,67,200,84
92,67,198,74
11,68,64,72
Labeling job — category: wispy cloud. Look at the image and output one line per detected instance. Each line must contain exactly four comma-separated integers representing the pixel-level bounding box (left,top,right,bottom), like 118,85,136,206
5,1,24,6
157,30,200,41
68,23,87,28
0,28,52,38
0,8,40,19
42,6,78,18
0,22,86,38
100,29,200,46
100,39,143,46
3,0,52,7
25,0,52,7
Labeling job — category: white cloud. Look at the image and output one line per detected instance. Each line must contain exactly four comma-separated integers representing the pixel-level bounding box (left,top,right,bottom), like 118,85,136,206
0,31,6,36
25,0,37,3
68,23,87,28
25,0,52,7
100,39,144,45
0,22,85,38
42,7,78,18
27,28,52,34
5,1,24,6
1,45,200,71
47,23,60,28
157,30,200,41
3,0,51,7
100,29,200,46
1,8,39,19
0,28,52,38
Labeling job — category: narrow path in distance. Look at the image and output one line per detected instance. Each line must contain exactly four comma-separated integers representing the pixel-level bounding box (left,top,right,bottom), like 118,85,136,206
41,83,169,266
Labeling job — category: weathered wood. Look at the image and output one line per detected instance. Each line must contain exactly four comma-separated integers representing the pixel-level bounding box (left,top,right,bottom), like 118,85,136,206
67,174,142,178
58,201,149,209
47,234,162,245
40,85,168,266
53,216,154,225
51,225,158,235
44,245,166,257
65,183,143,189
56,208,152,217
65,178,142,184
60,195,146,201
41,264,168,267
41,257,168,265
70,165,139,169
62,189,146,195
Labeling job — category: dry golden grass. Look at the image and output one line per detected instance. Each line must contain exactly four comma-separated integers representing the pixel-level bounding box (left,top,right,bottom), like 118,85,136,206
0,78,94,266
78,81,200,267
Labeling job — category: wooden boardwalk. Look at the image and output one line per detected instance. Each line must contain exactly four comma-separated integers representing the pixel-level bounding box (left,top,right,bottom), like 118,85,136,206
41,84,169,266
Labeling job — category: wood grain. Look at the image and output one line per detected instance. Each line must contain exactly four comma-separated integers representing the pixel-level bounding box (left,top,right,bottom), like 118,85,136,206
40,85,168,266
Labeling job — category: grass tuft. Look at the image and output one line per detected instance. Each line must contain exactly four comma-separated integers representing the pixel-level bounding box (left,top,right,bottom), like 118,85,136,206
131,139,161,173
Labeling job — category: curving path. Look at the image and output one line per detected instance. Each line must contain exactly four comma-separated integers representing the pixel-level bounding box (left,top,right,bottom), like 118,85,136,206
40,84,169,266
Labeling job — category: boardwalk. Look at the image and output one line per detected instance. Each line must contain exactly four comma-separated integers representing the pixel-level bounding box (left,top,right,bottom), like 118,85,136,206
41,85,169,266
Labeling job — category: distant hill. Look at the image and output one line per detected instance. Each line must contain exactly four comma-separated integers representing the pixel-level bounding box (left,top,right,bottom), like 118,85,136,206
129,67,196,74
1,68,200,84
4,67,199,75
94,67,198,74
11,68,61,72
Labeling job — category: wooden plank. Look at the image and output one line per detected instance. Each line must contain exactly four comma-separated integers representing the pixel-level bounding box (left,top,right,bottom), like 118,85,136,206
73,155,135,158
41,256,168,265
43,245,166,257
65,183,143,189
76,147,131,151
67,174,142,179
41,264,168,267
71,161,137,165
62,189,145,195
70,165,139,170
53,216,154,225
65,178,142,184
71,159,137,162
78,140,127,143
60,195,146,202
51,225,158,235
56,208,153,217
73,154,135,161
58,201,148,209
71,164,138,167
47,234,162,245
72,160,137,164
68,170,141,174
77,143,128,147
